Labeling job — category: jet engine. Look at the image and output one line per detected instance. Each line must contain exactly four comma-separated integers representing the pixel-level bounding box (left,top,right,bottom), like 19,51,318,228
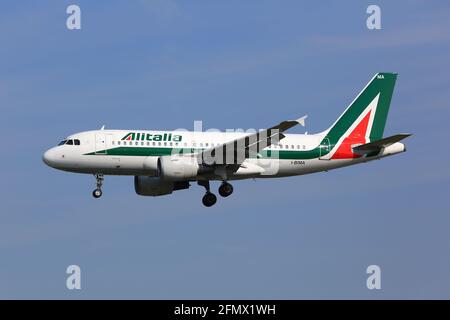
158,155,199,180
134,176,189,196
142,156,159,175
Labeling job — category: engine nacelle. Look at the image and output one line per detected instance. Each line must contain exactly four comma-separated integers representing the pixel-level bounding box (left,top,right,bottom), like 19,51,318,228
158,155,199,181
142,156,159,175
134,176,189,196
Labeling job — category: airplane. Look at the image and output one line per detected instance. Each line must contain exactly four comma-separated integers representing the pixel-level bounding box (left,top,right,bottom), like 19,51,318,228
43,73,410,207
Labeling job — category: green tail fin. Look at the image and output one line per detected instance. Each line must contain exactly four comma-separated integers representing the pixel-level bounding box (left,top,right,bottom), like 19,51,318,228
326,73,397,145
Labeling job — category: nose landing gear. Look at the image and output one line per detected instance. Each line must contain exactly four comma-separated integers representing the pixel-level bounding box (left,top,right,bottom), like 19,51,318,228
92,174,104,198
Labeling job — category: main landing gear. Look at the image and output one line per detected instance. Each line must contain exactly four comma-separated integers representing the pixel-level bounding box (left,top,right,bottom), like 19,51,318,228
198,181,234,207
92,173,104,198
218,182,233,197
198,180,217,207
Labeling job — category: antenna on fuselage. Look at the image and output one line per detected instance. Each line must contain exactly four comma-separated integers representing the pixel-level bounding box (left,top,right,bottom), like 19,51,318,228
100,125,105,130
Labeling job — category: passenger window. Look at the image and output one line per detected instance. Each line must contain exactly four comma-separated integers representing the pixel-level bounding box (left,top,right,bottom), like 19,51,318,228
118,141,121,145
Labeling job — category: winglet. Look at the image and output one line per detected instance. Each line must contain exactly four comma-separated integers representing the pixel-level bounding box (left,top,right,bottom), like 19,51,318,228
296,115,308,127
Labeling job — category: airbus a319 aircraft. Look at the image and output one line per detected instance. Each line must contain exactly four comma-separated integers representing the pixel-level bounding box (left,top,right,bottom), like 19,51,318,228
43,73,410,207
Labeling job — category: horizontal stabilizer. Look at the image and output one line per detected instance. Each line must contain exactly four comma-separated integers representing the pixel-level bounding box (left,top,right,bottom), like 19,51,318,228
353,134,412,154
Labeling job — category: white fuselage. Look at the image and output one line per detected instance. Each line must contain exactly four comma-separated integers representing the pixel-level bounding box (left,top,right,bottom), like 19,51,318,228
43,129,406,180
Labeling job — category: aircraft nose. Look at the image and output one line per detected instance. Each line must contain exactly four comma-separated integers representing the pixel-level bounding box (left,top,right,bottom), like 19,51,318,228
43,148,57,167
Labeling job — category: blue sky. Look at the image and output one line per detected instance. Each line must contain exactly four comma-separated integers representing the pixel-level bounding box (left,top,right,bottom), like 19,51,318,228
0,0,450,299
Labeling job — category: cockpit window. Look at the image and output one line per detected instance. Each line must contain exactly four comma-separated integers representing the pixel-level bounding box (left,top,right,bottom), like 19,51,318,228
57,139,80,146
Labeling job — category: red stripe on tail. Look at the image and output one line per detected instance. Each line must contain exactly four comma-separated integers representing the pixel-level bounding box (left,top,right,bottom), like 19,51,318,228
331,111,371,159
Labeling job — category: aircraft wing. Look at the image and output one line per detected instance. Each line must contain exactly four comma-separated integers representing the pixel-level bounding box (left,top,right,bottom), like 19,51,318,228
353,133,412,154
198,116,307,165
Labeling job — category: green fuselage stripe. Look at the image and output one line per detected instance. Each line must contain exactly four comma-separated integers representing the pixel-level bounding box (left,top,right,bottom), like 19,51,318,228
86,146,323,160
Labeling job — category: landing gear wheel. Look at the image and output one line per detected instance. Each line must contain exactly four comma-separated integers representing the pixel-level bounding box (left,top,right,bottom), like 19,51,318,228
92,173,104,199
202,192,217,207
92,189,102,198
218,182,233,197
